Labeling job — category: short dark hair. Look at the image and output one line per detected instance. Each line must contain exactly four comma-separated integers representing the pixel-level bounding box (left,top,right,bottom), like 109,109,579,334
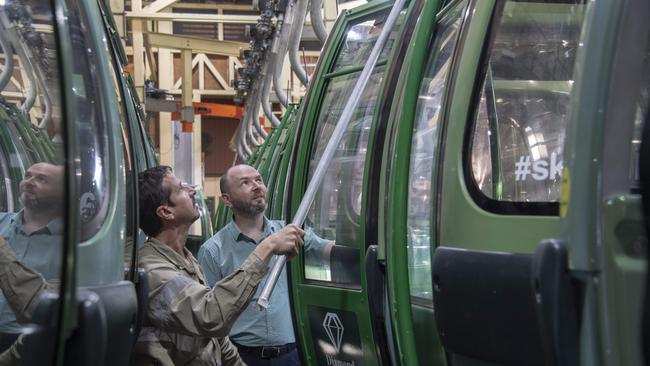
138,165,173,237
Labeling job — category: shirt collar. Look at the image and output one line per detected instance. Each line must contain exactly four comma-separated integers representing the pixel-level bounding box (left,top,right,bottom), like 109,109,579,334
227,216,276,244
146,237,196,273
13,210,64,236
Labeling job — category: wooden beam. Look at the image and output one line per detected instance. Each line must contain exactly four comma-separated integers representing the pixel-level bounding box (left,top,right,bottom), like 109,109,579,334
170,3,254,11
126,11,260,24
144,32,246,57
142,0,179,13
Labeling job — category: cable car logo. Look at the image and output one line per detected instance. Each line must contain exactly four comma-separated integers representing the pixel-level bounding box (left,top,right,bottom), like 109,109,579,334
323,312,344,353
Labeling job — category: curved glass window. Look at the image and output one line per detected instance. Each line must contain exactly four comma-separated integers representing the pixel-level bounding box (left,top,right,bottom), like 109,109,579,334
406,1,466,300
65,0,126,286
305,68,383,285
0,0,65,359
302,2,406,285
469,1,586,208
333,9,406,71
67,2,112,241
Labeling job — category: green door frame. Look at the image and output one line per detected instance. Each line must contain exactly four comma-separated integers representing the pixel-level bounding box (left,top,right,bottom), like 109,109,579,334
562,0,650,363
285,0,423,364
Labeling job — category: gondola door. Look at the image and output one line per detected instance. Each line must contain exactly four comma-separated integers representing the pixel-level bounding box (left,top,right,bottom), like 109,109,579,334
430,0,587,365
430,0,650,365
560,0,650,363
285,0,418,364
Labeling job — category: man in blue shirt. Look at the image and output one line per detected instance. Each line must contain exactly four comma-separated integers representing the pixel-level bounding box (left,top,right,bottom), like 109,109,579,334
0,162,64,350
199,164,333,366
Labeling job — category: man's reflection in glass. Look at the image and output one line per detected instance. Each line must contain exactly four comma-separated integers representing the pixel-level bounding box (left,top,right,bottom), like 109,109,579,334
0,163,64,349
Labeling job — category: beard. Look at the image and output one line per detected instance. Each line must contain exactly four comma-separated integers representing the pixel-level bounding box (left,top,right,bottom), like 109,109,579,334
230,195,266,216
20,192,57,210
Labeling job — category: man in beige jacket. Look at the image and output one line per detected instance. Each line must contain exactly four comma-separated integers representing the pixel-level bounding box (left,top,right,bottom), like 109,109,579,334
132,166,305,365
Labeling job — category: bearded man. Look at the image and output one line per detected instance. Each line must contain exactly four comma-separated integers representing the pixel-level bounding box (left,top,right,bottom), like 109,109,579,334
198,164,333,366
0,162,64,349
133,166,305,365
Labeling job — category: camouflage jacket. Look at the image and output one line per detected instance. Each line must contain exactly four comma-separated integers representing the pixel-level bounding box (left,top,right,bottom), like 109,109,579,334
132,237,268,366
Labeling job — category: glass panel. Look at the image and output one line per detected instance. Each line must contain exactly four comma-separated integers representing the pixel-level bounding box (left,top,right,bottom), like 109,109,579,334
65,0,112,242
406,1,466,300
304,67,384,285
470,1,587,203
0,0,64,358
66,0,125,286
332,8,406,71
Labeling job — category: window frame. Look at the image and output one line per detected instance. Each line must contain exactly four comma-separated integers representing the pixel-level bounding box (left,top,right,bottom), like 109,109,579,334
460,0,590,216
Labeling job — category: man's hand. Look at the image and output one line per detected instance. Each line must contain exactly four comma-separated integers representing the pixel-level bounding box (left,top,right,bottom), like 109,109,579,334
254,224,305,263
267,224,305,257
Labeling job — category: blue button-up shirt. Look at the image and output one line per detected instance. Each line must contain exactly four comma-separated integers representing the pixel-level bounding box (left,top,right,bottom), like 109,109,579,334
0,211,63,332
198,218,329,347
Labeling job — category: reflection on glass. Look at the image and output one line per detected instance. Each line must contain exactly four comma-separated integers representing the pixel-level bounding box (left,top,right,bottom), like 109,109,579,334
304,67,384,285
406,1,466,300
68,0,111,242
67,0,128,287
332,9,406,71
470,1,586,203
630,36,650,189
0,0,64,360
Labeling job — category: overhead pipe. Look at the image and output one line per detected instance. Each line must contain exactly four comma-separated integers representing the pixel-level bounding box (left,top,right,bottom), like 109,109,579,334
17,38,51,129
257,0,407,309
310,0,328,45
240,88,261,149
247,114,261,147
31,49,52,129
0,29,14,90
238,118,252,158
0,11,42,114
246,85,267,138
37,82,52,129
272,0,296,107
236,122,250,159
236,94,255,160
272,44,290,107
246,86,264,144
4,29,37,112
259,20,282,127
0,11,53,131
0,11,45,114
236,142,247,162
18,51,36,113
288,0,310,87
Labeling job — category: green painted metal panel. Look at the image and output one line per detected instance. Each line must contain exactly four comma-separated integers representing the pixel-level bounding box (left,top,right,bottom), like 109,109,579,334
270,105,300,220
381,0,452,364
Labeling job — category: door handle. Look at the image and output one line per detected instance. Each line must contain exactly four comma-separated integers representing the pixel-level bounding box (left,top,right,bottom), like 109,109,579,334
531,239,579,366
365,244,389,366
63,290,108,365
365,245,384,317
